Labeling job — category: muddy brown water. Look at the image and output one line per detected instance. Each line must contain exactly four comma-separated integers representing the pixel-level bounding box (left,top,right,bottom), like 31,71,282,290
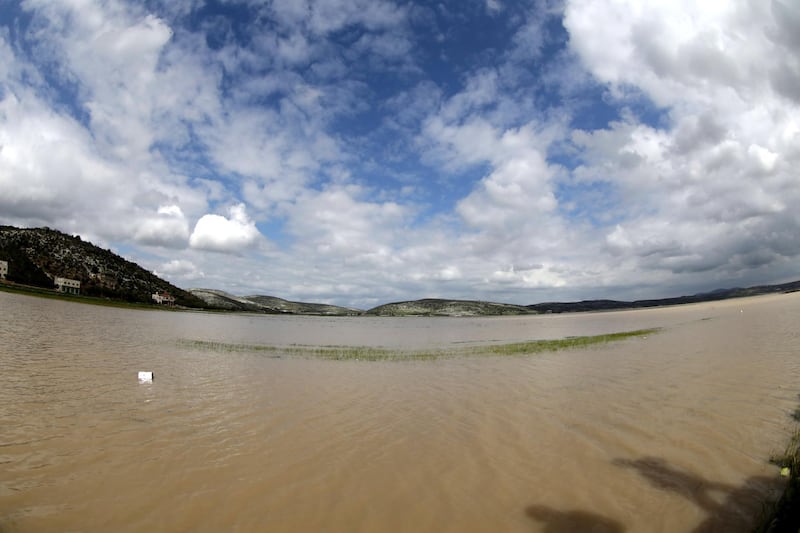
2,290,799,532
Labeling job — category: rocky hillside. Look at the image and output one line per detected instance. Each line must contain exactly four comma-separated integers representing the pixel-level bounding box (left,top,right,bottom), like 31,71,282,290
245,294,361,315
365,298,534,317
189,289,361,316
0,226,206,307
188,289,265,312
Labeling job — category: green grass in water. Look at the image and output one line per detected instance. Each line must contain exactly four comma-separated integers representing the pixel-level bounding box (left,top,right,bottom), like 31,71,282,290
481,330,658,356
178,328,660,362
757,428,800,532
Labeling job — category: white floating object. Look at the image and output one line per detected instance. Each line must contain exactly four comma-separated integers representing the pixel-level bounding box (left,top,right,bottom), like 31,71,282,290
138,371,154,383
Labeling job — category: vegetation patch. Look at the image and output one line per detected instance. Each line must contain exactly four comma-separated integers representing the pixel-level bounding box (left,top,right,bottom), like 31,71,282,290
757,422,800,531
176,339,445,360
177,328,660,362
481,329,659,356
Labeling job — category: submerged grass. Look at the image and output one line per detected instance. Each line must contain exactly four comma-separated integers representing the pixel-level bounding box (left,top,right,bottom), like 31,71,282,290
177,328,660,362
177,339,450,361
481,329,659,356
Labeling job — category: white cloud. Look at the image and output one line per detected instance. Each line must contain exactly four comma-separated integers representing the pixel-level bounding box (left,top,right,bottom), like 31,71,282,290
201,97,340,217
0,91,115,221
396,0,800,302
23,2,174,161
133,205,190,248
560,0,800,287
456,127,559,232
421,107,572,267
486,0,503,14
490,265,566,288
307,0,407,35
439,69,500,123
564,0,798,109
437,265,462,281
285,186,408,265
155,259,204,280
0,0,211,241
189,204,263,253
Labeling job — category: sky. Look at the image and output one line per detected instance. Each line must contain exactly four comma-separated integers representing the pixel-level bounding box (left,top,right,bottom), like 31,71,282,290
0,0,799,309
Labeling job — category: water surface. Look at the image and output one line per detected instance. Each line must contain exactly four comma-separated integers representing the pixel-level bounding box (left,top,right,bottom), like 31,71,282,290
2,291,799,531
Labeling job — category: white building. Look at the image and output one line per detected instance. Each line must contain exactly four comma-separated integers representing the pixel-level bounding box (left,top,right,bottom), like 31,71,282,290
0,260,7,280
54,277,81,294
152,291,175,305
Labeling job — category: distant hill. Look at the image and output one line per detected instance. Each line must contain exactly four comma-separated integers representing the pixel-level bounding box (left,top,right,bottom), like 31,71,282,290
365,298,533,317
527,281,800,314
0,225,206,307
245,294,361,316
189,288,361,316
187,288,265,312
193,280,800,317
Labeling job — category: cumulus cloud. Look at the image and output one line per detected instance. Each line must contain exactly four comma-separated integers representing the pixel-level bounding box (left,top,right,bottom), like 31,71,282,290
189,204,263,253
437,265,462,281
0,91,116,222
490,265,566,288
457,132,558,231
133,205,190,248
285,186,408,265
560,0,800,287
0,0,209,241
23,2,174,160
486,0,503,14
155,259,204,280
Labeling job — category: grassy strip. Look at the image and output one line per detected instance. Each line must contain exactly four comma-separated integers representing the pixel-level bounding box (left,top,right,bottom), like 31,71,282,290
176,339,445,360
177,328,660,361
481,329,659,356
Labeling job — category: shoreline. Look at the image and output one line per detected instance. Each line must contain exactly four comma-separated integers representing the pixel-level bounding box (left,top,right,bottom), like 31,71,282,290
2,278,797,318
0,281,184,312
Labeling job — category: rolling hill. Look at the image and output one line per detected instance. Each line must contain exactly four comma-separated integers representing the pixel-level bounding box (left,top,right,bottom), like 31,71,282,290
188,288,361,316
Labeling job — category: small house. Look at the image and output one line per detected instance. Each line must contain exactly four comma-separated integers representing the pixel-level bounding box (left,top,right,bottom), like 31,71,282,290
54,277,81,294
152,291,176,306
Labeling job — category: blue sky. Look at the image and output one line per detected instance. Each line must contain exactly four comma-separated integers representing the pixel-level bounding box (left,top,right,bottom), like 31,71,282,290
1,0,799,308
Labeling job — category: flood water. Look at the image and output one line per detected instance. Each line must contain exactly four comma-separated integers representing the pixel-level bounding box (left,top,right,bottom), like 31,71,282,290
2,290,799,532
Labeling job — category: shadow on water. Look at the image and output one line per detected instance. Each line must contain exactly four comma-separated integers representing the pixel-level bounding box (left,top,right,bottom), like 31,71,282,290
525,505,625,532
613,456,783,532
